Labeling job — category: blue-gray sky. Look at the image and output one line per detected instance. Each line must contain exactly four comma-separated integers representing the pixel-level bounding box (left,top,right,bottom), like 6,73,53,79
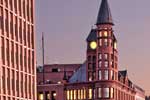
35,0,150,95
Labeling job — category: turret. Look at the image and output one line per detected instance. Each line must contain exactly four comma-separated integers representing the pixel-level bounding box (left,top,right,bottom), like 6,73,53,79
86,0,118,82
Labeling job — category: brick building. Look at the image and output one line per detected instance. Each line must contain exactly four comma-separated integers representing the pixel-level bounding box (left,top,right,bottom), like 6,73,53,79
0,0,36,99
37,0,145,100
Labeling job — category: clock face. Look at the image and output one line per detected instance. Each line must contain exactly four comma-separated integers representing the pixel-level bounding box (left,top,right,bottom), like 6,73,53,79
90,41,97,50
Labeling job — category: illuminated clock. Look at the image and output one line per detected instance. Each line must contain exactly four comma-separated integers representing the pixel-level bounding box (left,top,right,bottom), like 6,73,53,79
90,41,97,50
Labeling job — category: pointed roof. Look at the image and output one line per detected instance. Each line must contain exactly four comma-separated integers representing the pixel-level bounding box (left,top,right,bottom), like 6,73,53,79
86,29,97,42
69,62,86,83
96,0,114,25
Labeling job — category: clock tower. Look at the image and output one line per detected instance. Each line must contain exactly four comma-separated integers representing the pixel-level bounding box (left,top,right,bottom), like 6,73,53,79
86,0,118,84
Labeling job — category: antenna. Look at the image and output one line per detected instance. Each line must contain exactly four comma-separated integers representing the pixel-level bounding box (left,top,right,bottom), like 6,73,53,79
42,32,45,83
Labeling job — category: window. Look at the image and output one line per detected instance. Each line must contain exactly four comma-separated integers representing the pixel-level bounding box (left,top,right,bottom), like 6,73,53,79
24,48,27,71
5,10,8,34
52,68,60,72
110,61,113,67
19,19,22,43
92,63,96,70
11,42,14,67
12,70,15,94
98,88,102,98
70,90,73,100
0,7,3,32
98,70,102,80
99,39,102,46
31,0,34,23
93,89,96,99
2,67,5,93
110,39,112,46
81,90,83,99
74,90,76,100
1,37,5,64
0,0,3,4
4,0,8,7
103,88,109,98
15,17,18,41
32,51,35,74
88,89,92,99
14,0,17,13
88,55,91,61
31,26,34,48
78,90,80,99
7,68,10,94
16,44,19,69
28,25,31,47
99,31,102,37
23,0,26,18
104,61,108,67
9,0,13,10
111,54,114,60
67,90,70,100
93,56,96,62
93,72,96,80
104,53,108,60
51,91,56,100
10,13,13,39
38,92,44,100
115,63,117,69
27,0,30,21
110,70,114,80
21,73,23,97
104,39,108,46
88,63,92,69
84,89,86,99
28,50,31,73
98,53,102,60
18,0,21,16
110,88,114,98
104,31,108,37
98,61,102,67
6,39,10,66
114,42,117,49
88,72,92,81
104,70,108,80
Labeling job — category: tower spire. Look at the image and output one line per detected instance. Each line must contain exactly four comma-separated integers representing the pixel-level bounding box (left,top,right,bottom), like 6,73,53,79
96,0,114,25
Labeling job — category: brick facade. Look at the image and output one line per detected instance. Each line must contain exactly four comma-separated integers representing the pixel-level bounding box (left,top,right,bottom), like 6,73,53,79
37,0,145,100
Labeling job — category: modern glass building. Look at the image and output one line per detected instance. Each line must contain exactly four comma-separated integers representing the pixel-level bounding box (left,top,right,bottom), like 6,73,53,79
0,0,36,99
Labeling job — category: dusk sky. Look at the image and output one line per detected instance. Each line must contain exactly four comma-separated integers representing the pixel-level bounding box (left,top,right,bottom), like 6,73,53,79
35,0,150,95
